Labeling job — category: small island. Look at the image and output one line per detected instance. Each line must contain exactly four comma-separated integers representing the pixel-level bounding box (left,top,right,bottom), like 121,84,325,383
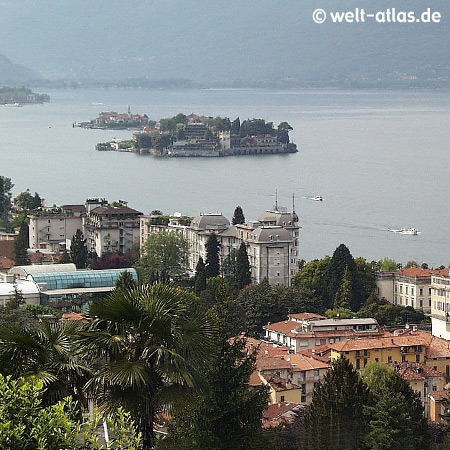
94,112,297,157
0,87,50,105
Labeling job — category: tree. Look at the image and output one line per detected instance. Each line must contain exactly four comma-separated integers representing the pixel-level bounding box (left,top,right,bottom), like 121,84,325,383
357,302,427,326
0,320,89,408
60,249,71,263
379,257,398,272
276,122,293,144
70,229,88,269
136,230,188,281
325,244,363,311
14,220,30,265
405,260,419,269
194,257,207,295
115,270,136,290
291,256,330,298
0,175,13,226
205,233,220,279
159,335,269,450
302,356,370,450
14,189,42,210
92,252,131,269
236,243,252,290
363,363,430,450
80,284,214,449
231,117,240,135
232,205,245,225
324,307,354,319
334,265,352,309
222,248,237,287
0,375,141,450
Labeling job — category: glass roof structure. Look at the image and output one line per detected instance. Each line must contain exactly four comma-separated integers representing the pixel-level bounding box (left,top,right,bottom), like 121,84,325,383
28,268,138,291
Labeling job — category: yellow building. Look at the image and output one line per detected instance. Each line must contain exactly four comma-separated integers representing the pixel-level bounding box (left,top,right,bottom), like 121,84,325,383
330,334,427,369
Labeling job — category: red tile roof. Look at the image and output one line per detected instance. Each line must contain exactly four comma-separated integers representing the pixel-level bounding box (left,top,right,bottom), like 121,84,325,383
400,267,450,277
257,356,292,371
388,362,444,381
263,402,300,420
0,256,14,270
262,374,300,391
300,344,332,363
249,371,264,386
430,390,450,402
286,353,330,371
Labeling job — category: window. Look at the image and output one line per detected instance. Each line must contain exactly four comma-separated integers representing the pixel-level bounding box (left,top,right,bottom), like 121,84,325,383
420,288,423,296
433,386,437,391
402,355,406,362
301,395,307,403
301,384,306,394
416,354,420,362
388,356,392,363
356,359,360,370
281,395,285,402
375,358,379,363
364,358,368,368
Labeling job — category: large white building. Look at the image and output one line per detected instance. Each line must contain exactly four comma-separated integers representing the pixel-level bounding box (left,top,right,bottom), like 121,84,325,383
83,199,142,257
430,271,450,339
140,207,300,286
376,267,444,313
28,205,86,251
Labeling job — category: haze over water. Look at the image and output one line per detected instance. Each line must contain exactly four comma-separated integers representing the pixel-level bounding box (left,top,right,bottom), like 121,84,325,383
1,88,449,266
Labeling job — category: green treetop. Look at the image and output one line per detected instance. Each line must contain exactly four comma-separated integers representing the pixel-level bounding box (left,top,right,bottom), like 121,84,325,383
70,229,88,269
14,220,30,266
232,205,245,225
136,230,188,282
205,233,220,279
236,242,252,290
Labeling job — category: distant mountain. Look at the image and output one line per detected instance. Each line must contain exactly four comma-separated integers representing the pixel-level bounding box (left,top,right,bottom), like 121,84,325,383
0,54,42,84
1,0,448,86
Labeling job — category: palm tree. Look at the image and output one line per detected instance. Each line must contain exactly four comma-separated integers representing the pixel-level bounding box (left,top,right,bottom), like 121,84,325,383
0,320,90,407
79,284,215,449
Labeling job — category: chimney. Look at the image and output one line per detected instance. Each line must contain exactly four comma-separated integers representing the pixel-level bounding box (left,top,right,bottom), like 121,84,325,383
412,325,418,332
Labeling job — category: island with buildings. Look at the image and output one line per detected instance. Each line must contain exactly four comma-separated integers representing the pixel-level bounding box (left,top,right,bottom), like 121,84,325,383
92,112,297,157
0,87,50,105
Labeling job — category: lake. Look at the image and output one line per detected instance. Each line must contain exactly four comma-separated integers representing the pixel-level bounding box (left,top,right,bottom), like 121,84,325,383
1,88,449,266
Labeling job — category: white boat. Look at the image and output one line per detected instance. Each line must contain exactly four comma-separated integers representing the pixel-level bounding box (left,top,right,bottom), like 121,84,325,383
4,102,22,107
304,195,324,201
399,228,418,235
388,227,418,235
91,102,105,106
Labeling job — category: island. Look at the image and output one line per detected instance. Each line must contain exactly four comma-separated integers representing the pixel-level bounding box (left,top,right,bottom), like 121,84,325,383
75,107,153,130
0,87,50,105
94,112,297,157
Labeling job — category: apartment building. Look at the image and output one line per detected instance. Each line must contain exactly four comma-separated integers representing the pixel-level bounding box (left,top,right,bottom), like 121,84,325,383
84,199,142,257
264,314,382,352
376,267,449,313
140,207,300,286
28,204,85,251
430,271,450,339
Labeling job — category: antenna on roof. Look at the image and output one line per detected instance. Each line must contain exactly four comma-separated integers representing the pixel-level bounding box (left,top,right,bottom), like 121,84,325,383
275,189,278,211
292,193,295,214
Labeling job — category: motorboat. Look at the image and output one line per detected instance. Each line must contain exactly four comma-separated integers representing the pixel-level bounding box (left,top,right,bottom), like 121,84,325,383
399,228,418,235
388,227,418,235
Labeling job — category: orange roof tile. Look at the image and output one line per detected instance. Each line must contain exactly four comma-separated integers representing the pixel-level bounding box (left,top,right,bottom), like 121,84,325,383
388,362,444,380
263,320,303,338
430,390,450,402
249,371,264,386
262,374,300,391
263,402,300,420
257,356,292,371
286,353,330,371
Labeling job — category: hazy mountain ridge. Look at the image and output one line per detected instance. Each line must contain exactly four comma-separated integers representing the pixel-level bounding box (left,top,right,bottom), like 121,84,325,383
0,54,42,83
0,0,448,86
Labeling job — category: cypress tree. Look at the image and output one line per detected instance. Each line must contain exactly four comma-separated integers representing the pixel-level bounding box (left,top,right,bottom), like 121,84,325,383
205,234,220,279
325,244,362,311
232,206,245,225
302,356,370,450
14,220,30,265
115,270,137,290
70,229,88,269
363,363,430,450
160,335,269,450
194,257,207,294
231,117,240,135
334,265,352,309
236,243,252,290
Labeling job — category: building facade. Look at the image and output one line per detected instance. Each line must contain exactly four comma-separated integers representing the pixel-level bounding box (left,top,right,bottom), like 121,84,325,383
28,205,85,251
430,271,450,339
376,267,449,313
140,208,300,286
84,199,142,257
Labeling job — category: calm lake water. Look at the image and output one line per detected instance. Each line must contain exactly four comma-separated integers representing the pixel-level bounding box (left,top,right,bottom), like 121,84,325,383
1,88,449,266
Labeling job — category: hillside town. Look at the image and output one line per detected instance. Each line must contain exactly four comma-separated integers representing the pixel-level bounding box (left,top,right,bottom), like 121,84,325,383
1,180,450,448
